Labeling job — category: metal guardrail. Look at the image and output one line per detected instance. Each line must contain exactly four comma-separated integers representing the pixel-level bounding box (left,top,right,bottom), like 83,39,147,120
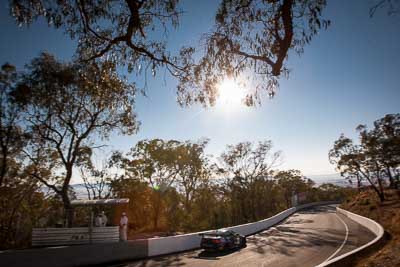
32,226,119,247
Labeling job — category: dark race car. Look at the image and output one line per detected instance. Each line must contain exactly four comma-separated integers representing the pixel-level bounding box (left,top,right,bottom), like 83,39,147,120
200,229,246,251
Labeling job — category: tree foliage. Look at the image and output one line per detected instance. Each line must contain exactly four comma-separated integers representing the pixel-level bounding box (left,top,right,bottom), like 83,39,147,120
0,63,27,187
274,169,312,207
10,0,195,96
111,138,209,229
329,114,400,201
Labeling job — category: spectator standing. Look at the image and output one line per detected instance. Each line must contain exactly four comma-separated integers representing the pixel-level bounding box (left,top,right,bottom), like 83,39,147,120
94,214,102,227
119,212,128,241
100,211,107,227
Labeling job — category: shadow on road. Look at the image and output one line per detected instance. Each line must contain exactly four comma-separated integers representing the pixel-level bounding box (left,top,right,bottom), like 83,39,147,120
244,205,355,257
296,205,336,215
194,246,247,260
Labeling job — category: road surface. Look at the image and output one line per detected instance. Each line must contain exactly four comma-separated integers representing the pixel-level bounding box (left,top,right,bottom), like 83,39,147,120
111,205,375,267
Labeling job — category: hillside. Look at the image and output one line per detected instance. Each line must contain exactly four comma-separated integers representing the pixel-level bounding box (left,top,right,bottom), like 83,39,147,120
340,189,400,267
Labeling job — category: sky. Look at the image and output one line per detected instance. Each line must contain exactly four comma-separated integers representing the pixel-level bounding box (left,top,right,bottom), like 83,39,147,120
1,0,399,181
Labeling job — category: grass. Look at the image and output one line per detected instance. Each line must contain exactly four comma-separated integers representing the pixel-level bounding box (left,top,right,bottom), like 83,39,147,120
340,189,400,267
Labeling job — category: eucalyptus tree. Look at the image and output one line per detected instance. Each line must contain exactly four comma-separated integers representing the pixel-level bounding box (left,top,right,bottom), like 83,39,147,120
274,169,310,207
329,114,400,201
0,63,27,187
357,114,400,189
13,53,138,225
0,63,44,247
175,139,210,213
329,135,364,190
218,140,282,221
116,139,182,229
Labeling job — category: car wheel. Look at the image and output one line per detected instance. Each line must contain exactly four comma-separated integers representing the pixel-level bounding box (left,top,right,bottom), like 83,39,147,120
241,237,247,247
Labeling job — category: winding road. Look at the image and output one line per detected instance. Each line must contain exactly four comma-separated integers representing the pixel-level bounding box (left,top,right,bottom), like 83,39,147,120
113,205,375,267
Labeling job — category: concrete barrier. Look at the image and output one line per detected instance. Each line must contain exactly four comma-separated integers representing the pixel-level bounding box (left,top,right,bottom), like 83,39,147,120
226,207,297,236
315,207,384,267
0,239,148,267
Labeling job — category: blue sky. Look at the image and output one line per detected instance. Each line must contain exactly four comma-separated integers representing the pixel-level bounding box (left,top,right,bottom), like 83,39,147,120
1,0,399,178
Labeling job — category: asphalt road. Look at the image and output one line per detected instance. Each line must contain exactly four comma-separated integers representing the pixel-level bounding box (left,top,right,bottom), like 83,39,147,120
114,205,375,267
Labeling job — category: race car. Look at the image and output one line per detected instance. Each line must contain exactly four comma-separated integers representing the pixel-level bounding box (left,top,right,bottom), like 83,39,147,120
200,229,246,251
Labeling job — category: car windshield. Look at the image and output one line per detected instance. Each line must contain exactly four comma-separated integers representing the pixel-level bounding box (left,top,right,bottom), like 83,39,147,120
203,230,232,237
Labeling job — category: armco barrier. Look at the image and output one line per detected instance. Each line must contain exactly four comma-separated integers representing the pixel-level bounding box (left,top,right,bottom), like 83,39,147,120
315,207,384,267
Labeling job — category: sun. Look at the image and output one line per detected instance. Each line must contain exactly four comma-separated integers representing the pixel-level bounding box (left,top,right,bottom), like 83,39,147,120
216,78,247,111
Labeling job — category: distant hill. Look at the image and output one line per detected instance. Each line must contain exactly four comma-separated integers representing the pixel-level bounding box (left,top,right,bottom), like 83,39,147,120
306,173,351,187
67,174,350,200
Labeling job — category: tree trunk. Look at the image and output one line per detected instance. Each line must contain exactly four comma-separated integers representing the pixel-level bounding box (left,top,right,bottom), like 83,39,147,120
62,194,74,227
356,174,361,192
377,175,385,202
62,163,74,227
386,167,395,189
0,150,8,187
152,191,162,230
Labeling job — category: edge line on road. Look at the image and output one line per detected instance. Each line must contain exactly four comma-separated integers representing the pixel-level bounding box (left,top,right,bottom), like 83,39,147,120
323,213,349,263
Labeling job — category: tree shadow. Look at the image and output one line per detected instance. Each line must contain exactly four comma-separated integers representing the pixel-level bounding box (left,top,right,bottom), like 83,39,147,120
194,246,247,260
246,224,360,257
296,205,336,215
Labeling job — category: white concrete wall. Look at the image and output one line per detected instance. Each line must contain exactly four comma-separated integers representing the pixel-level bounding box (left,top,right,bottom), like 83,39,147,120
337,208,384,237
148,232,204,256
226,207,297,236
316,207,384,267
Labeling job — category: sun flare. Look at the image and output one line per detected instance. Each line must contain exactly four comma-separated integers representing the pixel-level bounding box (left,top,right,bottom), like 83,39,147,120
216,78,247,111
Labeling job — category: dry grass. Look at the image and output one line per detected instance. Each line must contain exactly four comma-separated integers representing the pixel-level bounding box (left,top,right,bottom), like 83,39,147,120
340,189,400,267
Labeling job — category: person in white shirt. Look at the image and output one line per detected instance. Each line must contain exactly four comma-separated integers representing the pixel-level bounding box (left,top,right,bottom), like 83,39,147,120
119,212,128,241
94,213,103,227
100,211,107,227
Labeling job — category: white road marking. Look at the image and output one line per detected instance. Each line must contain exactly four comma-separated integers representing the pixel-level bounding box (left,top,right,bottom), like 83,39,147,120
323,213,349,263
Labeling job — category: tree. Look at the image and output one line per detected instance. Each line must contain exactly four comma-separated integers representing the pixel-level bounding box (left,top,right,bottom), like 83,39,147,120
175,139,210,213
329,135,364,190
357,114,400,189
116,139,183,229
329,114,400,201
218,140,282,221
274,170,310,207
13,53,138,226
329,134,387,201
10,0,329,106
80,162,113,200
0,63,27,187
